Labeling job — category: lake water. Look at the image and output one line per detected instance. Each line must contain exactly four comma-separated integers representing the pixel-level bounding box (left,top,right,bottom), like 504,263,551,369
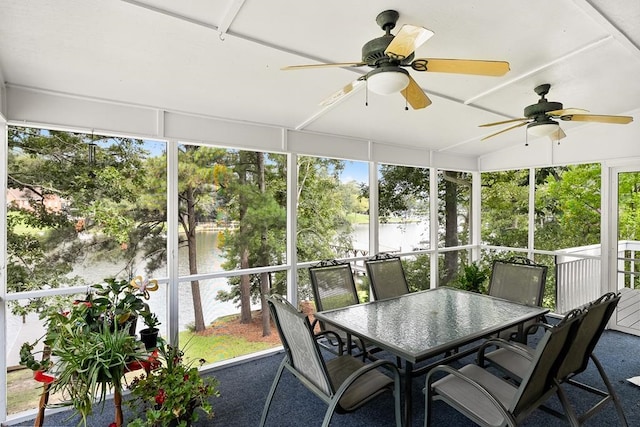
6,221,429,364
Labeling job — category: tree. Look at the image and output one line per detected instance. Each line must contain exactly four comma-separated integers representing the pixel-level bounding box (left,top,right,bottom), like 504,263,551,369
174,145,228,332
7,127,150,314
216,151,286,332
217,154,356,326
481,169,530,248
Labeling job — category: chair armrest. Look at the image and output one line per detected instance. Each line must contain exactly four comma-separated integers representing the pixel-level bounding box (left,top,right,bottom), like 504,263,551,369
425,364,517,426
477,337,534,366
523,319,552,335
333,359,401,399
314,330,344,355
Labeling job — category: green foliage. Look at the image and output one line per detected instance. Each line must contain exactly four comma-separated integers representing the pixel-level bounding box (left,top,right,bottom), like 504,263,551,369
217,155,354,306
402,255,430,292
7,127,159,315
452,262,488,293
19,279,151,426
374,165,429,219
127,342,220,427
481,169,530,248
52,326,141,424
537,164,601,249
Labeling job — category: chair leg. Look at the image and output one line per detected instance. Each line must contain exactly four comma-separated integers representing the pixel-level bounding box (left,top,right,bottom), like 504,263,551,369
554,385,581,427
424,380,433,427
321,400,338,427
582,355,628,427
259,359,286,427
559,354,628,427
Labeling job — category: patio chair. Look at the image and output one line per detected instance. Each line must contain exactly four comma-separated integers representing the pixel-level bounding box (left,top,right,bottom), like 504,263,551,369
479,292,628,426
424,306,583,427
309,259,367,356
260,294,402,427
365,253,410,300
488,257,547,342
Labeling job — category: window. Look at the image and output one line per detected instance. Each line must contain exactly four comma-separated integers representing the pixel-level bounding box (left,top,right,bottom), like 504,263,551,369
481,169,529,249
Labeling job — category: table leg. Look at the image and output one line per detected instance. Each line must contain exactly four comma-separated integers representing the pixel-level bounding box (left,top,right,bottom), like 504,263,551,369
404,361,414,427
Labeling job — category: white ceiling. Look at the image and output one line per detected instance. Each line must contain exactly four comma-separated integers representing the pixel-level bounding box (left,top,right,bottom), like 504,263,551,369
1,0,639,164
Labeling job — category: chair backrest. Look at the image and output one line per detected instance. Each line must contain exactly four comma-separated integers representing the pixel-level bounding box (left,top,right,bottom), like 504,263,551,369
309,260,359,312
556,292,620,380
488,258,547,307
365,254,410,300
511,308,585,417
266,294,334,397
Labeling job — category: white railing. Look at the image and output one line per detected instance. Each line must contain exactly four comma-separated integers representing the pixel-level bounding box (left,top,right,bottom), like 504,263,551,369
556,257,601,314
555,240,640,313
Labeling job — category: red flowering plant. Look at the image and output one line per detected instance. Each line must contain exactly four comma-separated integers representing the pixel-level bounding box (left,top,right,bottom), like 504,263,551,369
127,341,219,427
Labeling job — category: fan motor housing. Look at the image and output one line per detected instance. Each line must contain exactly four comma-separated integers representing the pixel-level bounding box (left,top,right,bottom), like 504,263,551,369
362,35,414,66
524,101,563,118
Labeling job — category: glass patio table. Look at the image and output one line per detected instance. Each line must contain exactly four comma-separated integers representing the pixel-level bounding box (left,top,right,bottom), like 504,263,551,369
314,286,549,426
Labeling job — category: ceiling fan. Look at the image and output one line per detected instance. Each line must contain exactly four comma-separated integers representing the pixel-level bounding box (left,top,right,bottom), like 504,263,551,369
283,10,510,109
479,83,634,142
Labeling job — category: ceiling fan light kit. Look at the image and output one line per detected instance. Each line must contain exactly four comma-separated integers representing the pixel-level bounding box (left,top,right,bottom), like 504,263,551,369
366,66,410,95
283,10,509,109
527,121,560,137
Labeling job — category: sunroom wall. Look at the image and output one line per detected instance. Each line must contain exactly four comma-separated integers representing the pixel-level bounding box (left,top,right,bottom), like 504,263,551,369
5,86,479,171
2,84,640,423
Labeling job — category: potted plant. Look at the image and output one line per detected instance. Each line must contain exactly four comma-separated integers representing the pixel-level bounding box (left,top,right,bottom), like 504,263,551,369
139,311,161,350
127,342,220,427
92,277,150,334
19,277,153,426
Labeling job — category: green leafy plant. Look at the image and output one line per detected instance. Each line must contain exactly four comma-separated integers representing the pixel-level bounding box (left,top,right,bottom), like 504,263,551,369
141,311,160,330
454,262,488,293
19,277,153,426
91,277,149,330
127,342,220,427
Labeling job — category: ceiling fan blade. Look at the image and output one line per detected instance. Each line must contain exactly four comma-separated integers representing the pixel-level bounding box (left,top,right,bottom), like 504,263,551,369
547,108,589,116
400,75,432,110
282,62,366,70
412,58,510,76
384,24,434,60
319,79,365,107
557,114,633,124
481,121,528,141
549,127,567,141
479,117,529,127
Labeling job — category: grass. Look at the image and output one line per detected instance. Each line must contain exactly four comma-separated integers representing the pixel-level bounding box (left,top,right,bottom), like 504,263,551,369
7,369,44,414
179,330,276,364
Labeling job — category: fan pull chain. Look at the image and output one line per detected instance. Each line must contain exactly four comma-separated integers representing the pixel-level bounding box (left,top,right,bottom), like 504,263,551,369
365,81,369,106
405,94,408,111
525,128,529,147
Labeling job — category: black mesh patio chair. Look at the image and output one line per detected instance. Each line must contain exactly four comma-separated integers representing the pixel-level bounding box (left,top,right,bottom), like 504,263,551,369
424,307,584,427
260,294,402,427
479,292,628,426
488,257,547,342
309,259,367,356
365,253,410,300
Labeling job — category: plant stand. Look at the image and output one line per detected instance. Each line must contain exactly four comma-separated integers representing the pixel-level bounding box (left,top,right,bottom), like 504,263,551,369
33,350,158,427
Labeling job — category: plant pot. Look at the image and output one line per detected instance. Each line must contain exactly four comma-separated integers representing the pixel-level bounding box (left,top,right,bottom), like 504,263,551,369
139,327,159,350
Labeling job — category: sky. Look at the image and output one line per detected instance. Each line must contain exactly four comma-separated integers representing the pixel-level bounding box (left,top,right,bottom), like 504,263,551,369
341,161,369,183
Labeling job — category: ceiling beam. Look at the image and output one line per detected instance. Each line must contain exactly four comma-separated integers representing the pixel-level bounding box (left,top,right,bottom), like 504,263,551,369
571,0,640,60
218,0,247,35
